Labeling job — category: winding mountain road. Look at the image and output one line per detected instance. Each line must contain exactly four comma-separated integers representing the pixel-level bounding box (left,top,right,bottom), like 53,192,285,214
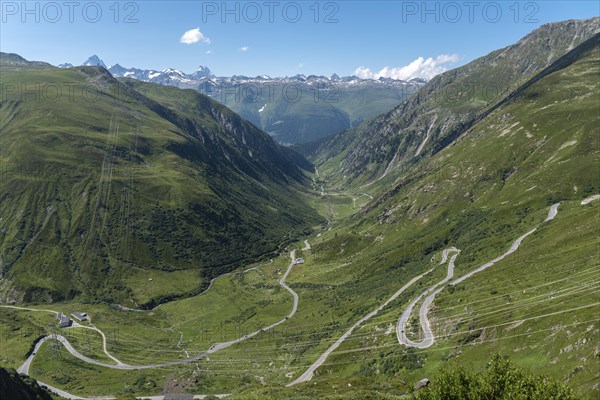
290,201,570,383
397,248,460,348
78,324,126,366
6,198,594,395
398,203,560,348
287,265,437,386
452,203,558,286
0,305,59,315
114,260,274,313
9,251,300,374
153,259,274,312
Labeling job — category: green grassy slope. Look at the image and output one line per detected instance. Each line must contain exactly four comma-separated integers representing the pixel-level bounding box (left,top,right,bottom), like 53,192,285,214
293,31,598,396
216,29,599,399
198,81,422,144
207,81,416,145
309,17,599,187
0,55,322,305
260,83,421,145
0,19,598,400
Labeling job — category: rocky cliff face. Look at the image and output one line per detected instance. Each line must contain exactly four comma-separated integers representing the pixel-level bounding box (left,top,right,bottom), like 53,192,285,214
311,17,600,185
0,368,54,400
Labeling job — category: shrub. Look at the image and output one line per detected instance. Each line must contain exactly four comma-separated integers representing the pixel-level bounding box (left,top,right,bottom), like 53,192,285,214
414,354,575,400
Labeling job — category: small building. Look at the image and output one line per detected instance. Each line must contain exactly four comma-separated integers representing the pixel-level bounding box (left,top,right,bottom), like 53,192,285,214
57,313,72,328
71,312,87,322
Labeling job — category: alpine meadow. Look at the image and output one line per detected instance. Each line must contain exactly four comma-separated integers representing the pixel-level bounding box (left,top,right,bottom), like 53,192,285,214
0,3,598,400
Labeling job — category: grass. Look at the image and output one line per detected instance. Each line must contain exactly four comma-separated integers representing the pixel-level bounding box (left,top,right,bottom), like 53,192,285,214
158,265,293,356
314,199,598,395
308,19,599,189
60,327,116,364
30,343,171,397
123,268,204,307
274,40,600,398
0,62,323,305
0,309,55,369
20,194,592,398
208,80,415,145
0,25,598,400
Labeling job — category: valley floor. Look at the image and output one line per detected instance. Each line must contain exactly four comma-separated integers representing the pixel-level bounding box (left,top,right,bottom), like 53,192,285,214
1,194,597,399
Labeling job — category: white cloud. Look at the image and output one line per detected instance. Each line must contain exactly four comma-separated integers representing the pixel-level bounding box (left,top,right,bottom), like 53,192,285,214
297,62,304,68
354,54,460,81
239,46,249,52
206,50,213,54
180,27,210,45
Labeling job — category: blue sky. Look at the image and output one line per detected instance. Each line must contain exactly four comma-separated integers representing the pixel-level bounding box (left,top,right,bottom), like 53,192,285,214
1,1,598,78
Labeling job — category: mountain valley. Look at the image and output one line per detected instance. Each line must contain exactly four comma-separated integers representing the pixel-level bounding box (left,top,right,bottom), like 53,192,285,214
61,56,424,145
0,13,598,400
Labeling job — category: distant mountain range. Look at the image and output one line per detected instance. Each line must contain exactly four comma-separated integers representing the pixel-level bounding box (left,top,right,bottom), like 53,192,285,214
2,15,599,399
1,52,323,305
64,54,423,89
309,17,600,185
58,55,426,144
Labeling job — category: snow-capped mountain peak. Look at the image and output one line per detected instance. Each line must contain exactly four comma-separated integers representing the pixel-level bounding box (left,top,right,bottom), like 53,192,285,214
163,68,185,75
82,55,106,68
59,57,423,94
190,65,213,79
